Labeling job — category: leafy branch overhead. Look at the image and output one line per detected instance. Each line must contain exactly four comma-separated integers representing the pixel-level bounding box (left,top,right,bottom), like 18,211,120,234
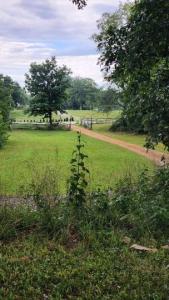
93,0,169,150
0,74,28,148
71,0,87,9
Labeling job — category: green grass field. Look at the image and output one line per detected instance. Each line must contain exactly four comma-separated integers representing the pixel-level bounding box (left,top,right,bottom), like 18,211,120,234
93,124,167,153
68,109,121,120
10,109,60,122
0,130,152,195
11,109,166,152
1,113,167,300
11,109,121,122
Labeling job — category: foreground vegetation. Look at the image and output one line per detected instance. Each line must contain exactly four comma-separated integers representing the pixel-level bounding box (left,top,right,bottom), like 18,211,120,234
94,0,169,150
0,130,152,195
1,227,168,300
1,141,169,299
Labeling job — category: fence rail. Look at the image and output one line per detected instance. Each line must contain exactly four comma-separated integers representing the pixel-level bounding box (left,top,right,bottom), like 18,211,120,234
80,118,114,129
11,121,75,130
11,117,115,130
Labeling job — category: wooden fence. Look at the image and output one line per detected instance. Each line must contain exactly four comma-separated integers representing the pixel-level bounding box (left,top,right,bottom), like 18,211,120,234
11,120,75,130
80,118,114,129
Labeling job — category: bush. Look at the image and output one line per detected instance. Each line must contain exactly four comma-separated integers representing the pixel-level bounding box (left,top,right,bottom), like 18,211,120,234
0,205,38,240
111,115,146,134
0,119,9,148
111,166,169,239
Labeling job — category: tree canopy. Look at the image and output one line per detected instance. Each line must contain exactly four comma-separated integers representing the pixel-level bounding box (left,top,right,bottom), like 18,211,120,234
0,75,12,147
25,57,71,126
94,0,169,149
12,82,29,108
67,77,99,110
0,75,28,108
99,88,120,113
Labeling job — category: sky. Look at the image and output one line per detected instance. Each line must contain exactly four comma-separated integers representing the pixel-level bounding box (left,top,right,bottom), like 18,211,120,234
0,0,126,86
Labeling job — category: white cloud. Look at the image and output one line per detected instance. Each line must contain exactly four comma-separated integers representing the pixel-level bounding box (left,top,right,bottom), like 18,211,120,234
58,55,104,85
0,0,127,43
0,0,129,85
0,38,103,85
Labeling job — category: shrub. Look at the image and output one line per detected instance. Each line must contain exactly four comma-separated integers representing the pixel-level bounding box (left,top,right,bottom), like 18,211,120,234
0,118,9,148
0,205,38,240
111,116,146,134
112,166,169,239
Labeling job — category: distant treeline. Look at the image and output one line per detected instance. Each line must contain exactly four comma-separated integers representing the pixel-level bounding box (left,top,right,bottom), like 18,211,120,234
65,77,120,111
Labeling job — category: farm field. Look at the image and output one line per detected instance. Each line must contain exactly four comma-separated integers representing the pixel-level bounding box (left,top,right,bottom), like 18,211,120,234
10,109,121,122
11,109,166,152
93,124,167,153
11,109,61,122
0,130,152,195
67,109,121,120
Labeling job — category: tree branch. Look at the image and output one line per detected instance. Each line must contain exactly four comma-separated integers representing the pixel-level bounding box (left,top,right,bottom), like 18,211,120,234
71,0,87,9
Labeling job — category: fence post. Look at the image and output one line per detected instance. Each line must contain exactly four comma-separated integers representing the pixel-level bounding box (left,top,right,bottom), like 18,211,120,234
69,116,72,130
90,117,93,130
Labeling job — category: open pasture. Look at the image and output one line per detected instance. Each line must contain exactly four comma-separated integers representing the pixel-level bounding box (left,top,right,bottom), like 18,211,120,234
67,109,121,120
11,109,61,122
11,109,121,123
0,130,152,195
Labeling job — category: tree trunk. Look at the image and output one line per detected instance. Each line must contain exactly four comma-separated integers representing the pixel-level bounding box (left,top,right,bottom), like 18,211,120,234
49,111,52,128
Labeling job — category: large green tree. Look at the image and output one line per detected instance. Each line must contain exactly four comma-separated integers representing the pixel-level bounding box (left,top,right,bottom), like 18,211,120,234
67,77,99,110
99,88,120,113
0,75,12,147
25,57,71,126
0,75,28,108
94,0,169,149
12,82,29,108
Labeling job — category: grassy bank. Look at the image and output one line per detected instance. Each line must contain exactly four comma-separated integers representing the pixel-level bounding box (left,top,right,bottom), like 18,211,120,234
93,124,167,153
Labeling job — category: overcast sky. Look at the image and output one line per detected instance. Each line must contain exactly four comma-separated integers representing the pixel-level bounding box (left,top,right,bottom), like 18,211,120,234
0,0,126,86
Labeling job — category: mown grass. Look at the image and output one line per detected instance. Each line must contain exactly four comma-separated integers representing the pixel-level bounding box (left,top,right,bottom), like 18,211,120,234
10,109,61,122
93,124,167,153
0,130,152,195
11,109,121,122
68,109,121,120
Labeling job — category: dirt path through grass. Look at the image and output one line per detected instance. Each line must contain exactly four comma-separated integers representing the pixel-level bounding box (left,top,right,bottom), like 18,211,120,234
72,125,169,165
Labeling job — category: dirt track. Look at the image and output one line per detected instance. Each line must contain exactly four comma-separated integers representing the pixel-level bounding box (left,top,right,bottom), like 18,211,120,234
71,125,169,165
